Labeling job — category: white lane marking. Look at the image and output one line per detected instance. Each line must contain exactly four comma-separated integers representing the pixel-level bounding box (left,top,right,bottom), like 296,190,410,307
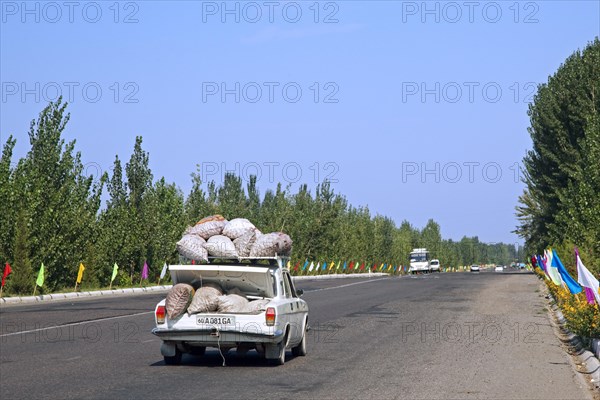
0,311,153,338
303,277,389,293
65,356,82,361
142,339,155,343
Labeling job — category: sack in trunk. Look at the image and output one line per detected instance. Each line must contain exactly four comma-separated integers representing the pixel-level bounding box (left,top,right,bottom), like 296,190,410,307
217,294,249,313
165,283,195,319
187,282,224,314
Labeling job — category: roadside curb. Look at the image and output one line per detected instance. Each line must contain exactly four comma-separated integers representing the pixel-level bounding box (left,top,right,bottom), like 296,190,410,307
293,273,389,280
0,274,393,304
545,289,600,392
0,285,173,305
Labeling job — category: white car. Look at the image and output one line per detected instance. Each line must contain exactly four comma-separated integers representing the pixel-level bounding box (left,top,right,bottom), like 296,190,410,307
494,265,503,272
470,264,480,272
152,257,308,366
430,259,440,272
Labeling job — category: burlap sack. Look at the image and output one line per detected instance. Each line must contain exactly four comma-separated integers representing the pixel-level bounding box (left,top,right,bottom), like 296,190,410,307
249,232,293,257
217,294,249,313
187,282,223,314
189,215,228,239
198,215,227,224
222,218,256,240
233,228,258,257
244,299,270,313
165,283,195,319
206,235,238,258
176,235,208,262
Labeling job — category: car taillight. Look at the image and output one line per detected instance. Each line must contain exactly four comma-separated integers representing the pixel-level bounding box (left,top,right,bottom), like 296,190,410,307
265,307,276,326
156,305,166,324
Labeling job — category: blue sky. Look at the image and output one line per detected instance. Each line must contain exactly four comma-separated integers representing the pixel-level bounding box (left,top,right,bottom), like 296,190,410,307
1,1,599,245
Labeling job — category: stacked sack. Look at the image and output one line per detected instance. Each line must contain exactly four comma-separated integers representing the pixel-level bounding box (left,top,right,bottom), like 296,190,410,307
176,215,292,262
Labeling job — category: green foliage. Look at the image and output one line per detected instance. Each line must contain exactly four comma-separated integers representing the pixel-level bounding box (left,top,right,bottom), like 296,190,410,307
1,99,522,294
516,37,599,275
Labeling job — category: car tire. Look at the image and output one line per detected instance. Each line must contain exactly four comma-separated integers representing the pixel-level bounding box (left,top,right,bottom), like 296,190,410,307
164,348,182,365
268,341,286,366
292,331,307,357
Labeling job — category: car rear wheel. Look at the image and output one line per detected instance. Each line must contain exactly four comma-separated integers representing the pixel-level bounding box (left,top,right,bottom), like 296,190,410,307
268,341,286,366
164,348,182,365
292,331,307,357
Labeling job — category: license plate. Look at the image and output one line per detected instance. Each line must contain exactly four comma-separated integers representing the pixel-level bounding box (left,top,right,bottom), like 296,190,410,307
197,315,236,327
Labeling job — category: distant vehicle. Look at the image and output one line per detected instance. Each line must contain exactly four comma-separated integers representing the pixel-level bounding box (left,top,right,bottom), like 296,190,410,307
409,248,430,274
429,259,441,273
494,265,503,272
470,264,480,272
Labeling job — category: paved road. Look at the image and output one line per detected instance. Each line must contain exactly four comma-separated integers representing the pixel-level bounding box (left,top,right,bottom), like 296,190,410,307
0,271,594,399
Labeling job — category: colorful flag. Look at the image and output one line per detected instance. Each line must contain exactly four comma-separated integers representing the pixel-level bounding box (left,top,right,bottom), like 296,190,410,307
294,261,300,271
322,262,327,271
329,261,335,271
343,261,347,271
111,263,119,282
302,260,309,271
2,263,12,287
575,248,600,305
316,262,320,272
544,249,563,286
359,262,365,271
76,263,85,284
309,262,315,272
160,263,168,280
551,249,581,294
36,263,45,287
141,261,149,280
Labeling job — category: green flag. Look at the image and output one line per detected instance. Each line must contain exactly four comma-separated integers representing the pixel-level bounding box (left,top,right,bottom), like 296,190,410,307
111,263,119,282
36,263,45,287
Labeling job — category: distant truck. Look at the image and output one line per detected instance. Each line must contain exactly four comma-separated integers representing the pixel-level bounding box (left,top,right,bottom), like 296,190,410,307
152,256,309,366
409,248,431,274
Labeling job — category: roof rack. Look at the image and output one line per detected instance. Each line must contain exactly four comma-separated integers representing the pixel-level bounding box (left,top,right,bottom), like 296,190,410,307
181,255,291,268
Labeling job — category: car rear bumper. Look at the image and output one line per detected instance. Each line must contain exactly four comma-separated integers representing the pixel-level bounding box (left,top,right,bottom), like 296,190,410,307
152,328,284,345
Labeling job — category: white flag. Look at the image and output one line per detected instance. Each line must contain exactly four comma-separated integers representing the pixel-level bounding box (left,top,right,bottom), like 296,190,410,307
160,263,168,280
308,262,314,272
576,253,600,304
545,249,564,286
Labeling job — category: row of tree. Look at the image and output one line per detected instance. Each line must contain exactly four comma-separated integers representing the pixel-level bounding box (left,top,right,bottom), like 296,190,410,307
515,37,599,275
0,99,523,294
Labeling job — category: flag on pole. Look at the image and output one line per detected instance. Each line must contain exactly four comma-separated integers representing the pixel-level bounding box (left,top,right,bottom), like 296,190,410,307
111,263,119,282
544,249,563,286
302,260,309,271
328,261,335,271
76,263,85,284
322,262,327,271
575,248,600,305
315,262,320,272
343,261,347,271
309,262,315,272
160,263,168,280
36,263,45,287
551,249,581,294
2,263,12,287
359,262,365,271
141,261,149,280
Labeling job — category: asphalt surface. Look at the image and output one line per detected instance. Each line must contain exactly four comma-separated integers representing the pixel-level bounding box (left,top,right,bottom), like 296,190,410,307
0,271,595,399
